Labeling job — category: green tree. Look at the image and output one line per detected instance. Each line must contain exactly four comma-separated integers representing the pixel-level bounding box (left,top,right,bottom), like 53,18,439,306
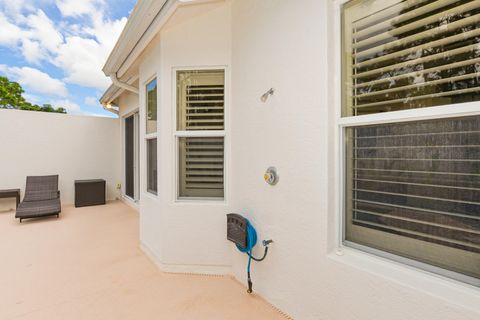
0,75,68,114
0,76,26,108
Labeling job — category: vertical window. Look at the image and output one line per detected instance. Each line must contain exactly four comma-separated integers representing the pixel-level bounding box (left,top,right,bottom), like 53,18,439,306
175,69,225,199
146,79,157,134
342,0,480,285
145,78,158,195
146,138,157,194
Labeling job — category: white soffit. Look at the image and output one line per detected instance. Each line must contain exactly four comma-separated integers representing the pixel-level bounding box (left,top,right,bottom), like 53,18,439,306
103,0,178,79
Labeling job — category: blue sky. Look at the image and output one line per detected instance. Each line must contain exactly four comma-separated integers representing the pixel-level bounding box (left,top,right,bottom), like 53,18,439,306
0,0,136,117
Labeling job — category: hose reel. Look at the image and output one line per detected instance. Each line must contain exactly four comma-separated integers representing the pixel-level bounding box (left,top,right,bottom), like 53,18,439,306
227,213,272,293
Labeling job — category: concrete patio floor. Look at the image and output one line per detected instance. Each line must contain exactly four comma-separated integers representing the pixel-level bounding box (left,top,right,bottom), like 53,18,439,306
0,201,285,320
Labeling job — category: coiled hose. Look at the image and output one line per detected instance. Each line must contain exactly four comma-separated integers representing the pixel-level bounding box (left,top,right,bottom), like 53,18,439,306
235,220,272,293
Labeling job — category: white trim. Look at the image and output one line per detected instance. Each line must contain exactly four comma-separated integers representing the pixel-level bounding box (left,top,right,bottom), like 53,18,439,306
332,0,480,290
121,195,140,211
140,242,231,275
328,247,480,312
171,66,229,203
338,102,480,127
143,74,159,197
122,111,140,202
174,130,226,137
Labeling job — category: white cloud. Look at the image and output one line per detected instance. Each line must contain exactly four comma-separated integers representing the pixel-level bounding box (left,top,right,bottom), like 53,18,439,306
25,10,63,53
0,0,129,113
55,0,105,18
0,65,68,97
20,38,45,63
0,13,24,45
0,5,125,88
54,36,111,90
54,13,127,90
50,98,82,114
85,96,100,107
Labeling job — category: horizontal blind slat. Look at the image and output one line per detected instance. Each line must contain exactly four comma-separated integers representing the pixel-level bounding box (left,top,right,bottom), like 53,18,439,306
354,1,480,56
355,86,480,109
352,0,453,36
355,57,480,89
356,72,480,99
353,43,479,79
352,0,431,30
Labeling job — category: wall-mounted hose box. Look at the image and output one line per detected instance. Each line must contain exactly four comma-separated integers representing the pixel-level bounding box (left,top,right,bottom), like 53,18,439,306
227,213,248,249
226,213,273,293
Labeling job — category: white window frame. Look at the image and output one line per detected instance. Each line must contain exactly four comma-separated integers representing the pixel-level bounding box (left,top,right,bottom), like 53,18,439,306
144,75,158,197
332,0,480,291
172,66,229,203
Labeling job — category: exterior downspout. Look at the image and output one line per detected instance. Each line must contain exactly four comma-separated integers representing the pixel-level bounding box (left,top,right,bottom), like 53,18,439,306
100,73,138,115
110,73,139,94
102,103,119,115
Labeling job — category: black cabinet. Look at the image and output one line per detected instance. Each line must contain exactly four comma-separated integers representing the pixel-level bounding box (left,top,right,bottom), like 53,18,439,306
74,179,106,207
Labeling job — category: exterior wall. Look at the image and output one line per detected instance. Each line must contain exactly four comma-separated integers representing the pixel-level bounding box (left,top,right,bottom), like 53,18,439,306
0,109,121,210
136,0,232,273
118,91,139,118
116,0,480,319
229,1,480,320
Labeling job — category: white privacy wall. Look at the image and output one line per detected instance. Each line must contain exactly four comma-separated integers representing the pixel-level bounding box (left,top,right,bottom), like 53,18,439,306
0,109,121,210
120,0,480,319
137,1,233,272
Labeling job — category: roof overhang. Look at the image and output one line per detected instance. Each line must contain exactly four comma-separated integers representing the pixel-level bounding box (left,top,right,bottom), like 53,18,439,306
100,0,222,112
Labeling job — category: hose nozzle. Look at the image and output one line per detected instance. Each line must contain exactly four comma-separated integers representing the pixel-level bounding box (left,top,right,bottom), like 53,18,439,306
262,239,273,246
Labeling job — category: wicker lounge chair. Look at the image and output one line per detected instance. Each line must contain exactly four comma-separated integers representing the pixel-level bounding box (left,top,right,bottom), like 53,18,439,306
16,175,61,222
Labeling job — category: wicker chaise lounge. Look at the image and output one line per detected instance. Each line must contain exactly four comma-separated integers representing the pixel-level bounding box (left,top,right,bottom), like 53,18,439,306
16,175,61,222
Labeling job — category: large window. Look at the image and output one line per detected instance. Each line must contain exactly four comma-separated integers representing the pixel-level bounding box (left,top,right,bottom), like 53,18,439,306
175,69,225,199
145,78,158,195
342,0,480,285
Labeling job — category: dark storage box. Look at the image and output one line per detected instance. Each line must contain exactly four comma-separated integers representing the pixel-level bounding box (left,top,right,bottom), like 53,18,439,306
74,179,106,207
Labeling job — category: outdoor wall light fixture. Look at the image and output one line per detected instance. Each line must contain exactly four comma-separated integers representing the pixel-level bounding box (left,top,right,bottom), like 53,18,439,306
260,88,275,102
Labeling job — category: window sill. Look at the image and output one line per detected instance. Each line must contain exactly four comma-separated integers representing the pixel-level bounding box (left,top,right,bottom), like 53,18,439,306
174,198,227,206
142,192,158,201
329,246,480,312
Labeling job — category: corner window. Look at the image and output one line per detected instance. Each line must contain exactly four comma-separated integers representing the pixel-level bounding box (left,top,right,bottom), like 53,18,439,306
146,78,157,134
145,77,158,195
342,0,480,285
146,138,157,195
175,69,225,199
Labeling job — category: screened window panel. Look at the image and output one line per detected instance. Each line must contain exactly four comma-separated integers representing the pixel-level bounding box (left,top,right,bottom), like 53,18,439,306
176,69,225,199
146,78,157,134
146,138,157,195
342,0,480,116
345,116,480,280
177,70,225,131
178,137,224,198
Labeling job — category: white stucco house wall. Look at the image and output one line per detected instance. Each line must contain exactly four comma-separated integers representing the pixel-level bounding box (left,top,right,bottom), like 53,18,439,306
99,1,480,319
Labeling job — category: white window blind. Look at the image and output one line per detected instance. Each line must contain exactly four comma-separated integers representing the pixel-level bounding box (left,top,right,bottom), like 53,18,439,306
176,70,225,199
343,0,480,116
342,0,480,285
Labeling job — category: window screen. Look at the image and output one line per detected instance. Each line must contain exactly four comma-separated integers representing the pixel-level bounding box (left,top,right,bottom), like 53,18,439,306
177,70,225,131
342,0,480,284
345,116,480,280
178,137,224,198
176,70,225,199
342,0,480,116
